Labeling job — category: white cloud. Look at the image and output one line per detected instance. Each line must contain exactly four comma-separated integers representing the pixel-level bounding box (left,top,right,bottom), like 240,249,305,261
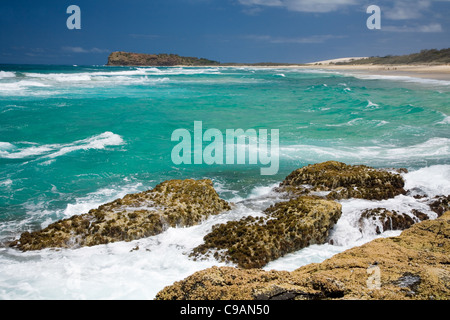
238,0,357,13
90,48,110,53
238,0,450,16
383,23,443,32
383,0,450,20
62,47,109,54
384,0,431,20
419,22,444,32
284,0,357,13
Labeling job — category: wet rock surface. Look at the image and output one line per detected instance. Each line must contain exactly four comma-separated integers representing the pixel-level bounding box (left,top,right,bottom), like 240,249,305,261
359,208,429,234
278,161,406,200
156,212,450,300
191,196,342,269
429,195,450,217
11,179,231,251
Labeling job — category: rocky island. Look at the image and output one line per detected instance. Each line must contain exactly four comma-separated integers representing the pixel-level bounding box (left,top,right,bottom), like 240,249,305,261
107,51,220,66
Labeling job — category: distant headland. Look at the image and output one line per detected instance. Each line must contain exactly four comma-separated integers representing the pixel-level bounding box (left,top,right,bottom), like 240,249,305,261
106,51,221,67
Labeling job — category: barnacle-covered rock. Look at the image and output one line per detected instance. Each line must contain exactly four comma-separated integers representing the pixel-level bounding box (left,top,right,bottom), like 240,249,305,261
278,161,406,200
429,195,450,217
12,179,231,251
191,196,342,269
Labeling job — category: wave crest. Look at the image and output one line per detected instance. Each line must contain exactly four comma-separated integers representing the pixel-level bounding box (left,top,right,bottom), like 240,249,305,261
0,132,124,160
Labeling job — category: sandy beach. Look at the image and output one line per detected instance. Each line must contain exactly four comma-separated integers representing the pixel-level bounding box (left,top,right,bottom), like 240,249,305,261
298,57,450,81
308,64,450,81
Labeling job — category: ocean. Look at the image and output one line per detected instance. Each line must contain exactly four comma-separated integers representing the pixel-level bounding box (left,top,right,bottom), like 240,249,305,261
0,65,449,299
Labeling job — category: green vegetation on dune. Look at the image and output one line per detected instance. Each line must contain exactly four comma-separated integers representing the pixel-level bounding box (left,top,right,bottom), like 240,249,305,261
337,48,450,65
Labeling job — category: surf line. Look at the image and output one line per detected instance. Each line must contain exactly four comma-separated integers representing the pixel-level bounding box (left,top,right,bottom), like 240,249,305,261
171,121,279,175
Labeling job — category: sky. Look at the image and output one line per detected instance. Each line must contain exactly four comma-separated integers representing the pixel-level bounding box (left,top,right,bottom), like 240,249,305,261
0,0,449,65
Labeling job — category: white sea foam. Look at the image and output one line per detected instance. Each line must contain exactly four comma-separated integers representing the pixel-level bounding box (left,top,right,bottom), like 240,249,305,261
325,118,388,127
24,70,145,80
0,80,54,97
5,69,157,96
22,70,171,85
0,132,124,160
0,80,50,91
0,145,54,159
331,195,436,245
0,142,15,150
436,115,450,125
0,179,13,187
22,67,221,82
0,67,240,96
0,71,16,79
366,100,380,109
1,105,27,113
404,165,450,197
45,132,125,159
280,137,450,165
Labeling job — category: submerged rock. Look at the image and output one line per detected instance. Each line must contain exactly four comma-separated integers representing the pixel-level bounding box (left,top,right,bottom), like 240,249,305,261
191,196,342,269
278,161,406,200
11,179,231,251
429,195,450,217
156,211,450,300
359,208,429,234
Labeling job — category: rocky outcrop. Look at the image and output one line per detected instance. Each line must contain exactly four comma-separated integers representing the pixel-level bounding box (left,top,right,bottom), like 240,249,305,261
107,52,220,66
189,162,415,269
278,161,406,200
191,196,342,269
156,211,450,300
11,179,230,251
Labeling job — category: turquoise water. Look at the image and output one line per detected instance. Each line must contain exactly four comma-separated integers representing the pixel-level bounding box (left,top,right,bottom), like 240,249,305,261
0,65,449,299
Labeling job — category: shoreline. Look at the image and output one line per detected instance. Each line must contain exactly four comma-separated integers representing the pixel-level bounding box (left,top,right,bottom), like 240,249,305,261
149,63,450,82
307,64,450,81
